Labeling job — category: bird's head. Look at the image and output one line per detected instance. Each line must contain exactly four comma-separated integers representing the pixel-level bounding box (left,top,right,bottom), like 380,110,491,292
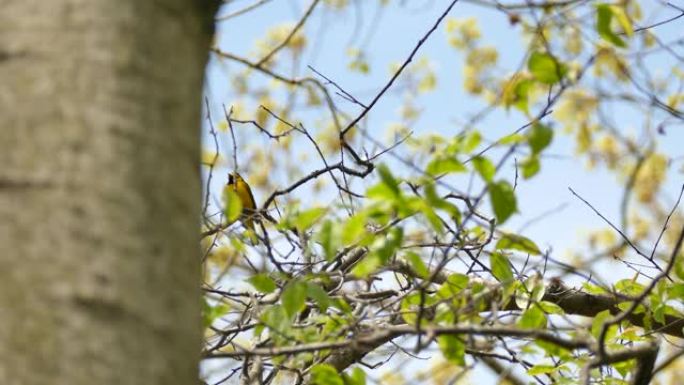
228,172,242,185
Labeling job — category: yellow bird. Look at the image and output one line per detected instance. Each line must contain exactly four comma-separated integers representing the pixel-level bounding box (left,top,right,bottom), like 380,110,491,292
226,172,257,231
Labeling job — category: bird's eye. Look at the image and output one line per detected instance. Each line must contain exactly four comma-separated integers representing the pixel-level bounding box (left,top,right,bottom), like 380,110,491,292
228,174,234,184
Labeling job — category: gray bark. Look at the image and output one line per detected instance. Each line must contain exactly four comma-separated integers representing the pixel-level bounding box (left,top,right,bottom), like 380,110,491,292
0,1,217,384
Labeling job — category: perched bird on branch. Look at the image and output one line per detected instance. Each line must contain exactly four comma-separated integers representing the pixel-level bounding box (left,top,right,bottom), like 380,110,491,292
226,172,258,232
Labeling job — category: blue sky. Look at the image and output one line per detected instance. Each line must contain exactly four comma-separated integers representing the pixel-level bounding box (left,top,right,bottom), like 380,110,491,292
207,0,683,274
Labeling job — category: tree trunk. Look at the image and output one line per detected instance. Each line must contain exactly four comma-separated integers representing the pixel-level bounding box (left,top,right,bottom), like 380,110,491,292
0,1,217,384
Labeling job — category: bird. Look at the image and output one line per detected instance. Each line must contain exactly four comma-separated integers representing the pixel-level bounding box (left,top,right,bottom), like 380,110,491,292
225,172,257,232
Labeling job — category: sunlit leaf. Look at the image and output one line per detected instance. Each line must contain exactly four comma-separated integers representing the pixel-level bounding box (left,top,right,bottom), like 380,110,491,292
282,280,307,318
222,188,243,224
437,273,470,299
306,282,331,312
591,310,615,340
293,207,327,232
490,252,514,282
342,212,367,245
419,199,444,233
426,156,467,176
611,5,633,37
317,220,337,261
513,78,534,113
615,279,645,296
528,365,558,375
438,335,465,365
519,306,547,329
366,182,397,201
521,156,540,179
377,163,400,196
202,299,230,328
515,275,545,309
597,4,627,47
538,301,564,314
400,292,422,324
472,156,496,182
424,183,462,224
489,180,517,223
528,52,567,84
353,228,403,277
528,123,553,154
351,253,381,278
247,274,277,293
496,233,541,255
311,364,344,385
260,305,290,335
344,368,367,385
404,251,430,279
463,130,482,153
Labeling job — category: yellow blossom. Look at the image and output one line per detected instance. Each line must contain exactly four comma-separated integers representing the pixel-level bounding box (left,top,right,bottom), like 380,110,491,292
634,153,668,203
597,134,620,169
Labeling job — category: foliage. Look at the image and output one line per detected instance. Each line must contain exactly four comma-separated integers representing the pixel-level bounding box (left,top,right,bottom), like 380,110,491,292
201,1,684,384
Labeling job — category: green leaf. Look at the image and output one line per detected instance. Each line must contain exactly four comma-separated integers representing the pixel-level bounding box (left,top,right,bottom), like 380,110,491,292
437,273,470,300
583,282,608,295
438,335,465,365
282,280,307,318
400,292,422,324
496,233,541,255
513,79,533,113
293,207,327,232
260,305,290,335
342,212,367,245
317,220,337,261
424,183,462,224
615,279,645,296
310,364,345,385
247,274,277,293
306,282,331,312
515,275,545,308
538,301,564,314
536,340,573,357
351,253,381,278
528,52,566,84
675,258,684,281
352,226,402,278
377,164,400,196
426,156,467,176
610,5,633,37
521,156,541,179
668,283,684,299
499,133,525,145
418,199,444,234
527,365,558,375
404,252,430,279
472,156,496,182
653,303,666,323
330,297,352,314
222,188,243,224
596,4,627,47
591,310,616,340
614,358,636,377
343,368,366,385
489,180,517,223
463,130,482,153
366,182,397,201
375,227,403,262
528,123,553,154
519,306,547,329
202,299,230,328
490,252,514,282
